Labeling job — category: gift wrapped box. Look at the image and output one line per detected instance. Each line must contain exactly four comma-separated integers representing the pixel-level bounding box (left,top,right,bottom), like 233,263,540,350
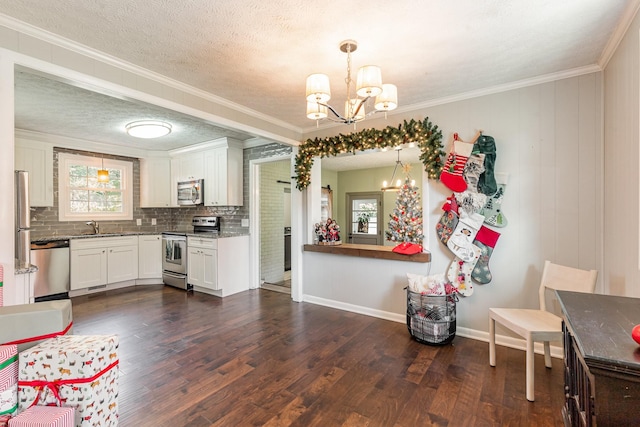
18,335,118,427
0,264,4,307
8,406,74,427
0,345,17,417
0,301,72,352
0,414,11,427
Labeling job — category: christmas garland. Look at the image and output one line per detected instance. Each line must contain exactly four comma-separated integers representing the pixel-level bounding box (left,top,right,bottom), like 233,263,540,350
294,117,445,190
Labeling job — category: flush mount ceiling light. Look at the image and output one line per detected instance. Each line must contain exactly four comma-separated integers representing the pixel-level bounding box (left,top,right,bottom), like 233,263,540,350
125,120,172,139
306,40,398,127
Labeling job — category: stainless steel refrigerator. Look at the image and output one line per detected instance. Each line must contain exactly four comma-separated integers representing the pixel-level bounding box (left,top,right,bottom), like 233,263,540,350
15,170,31,265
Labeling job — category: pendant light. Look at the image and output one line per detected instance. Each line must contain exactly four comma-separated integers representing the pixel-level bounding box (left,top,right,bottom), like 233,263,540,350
97,155,109,183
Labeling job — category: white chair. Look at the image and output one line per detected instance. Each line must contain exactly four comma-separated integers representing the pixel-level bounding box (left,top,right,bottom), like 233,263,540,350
488,260,597,402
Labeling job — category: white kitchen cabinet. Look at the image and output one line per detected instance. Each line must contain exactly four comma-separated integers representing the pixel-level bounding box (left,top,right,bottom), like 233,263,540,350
140,157,172,207
70,236,138,290
187,235,249,297
138,235,162,279
175,152,204,182
169,151,205,207
187,236,218,290
204,139,243,206
70,247,107,290
14,138,54,207
107,243,138,283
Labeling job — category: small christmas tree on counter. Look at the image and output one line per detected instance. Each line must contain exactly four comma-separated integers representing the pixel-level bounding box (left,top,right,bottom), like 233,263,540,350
386,167,424,244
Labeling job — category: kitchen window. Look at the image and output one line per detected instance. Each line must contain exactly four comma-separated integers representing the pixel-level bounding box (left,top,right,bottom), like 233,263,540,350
58,152,133,221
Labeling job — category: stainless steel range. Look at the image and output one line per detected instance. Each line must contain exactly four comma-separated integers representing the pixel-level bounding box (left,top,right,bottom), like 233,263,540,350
162,233,189,289
161,216,221,290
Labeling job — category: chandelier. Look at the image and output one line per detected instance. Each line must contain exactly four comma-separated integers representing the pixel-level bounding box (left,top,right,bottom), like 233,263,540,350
306,40,398,126
381,148,415,191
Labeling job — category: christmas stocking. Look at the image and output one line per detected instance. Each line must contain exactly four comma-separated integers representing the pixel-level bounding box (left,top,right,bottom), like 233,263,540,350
440,140,474,193
463,153,485,193
475,134,498,196
446,211,484,262
447,254,480,297
436,194,459,245
482,172,509,228
471,226,501,284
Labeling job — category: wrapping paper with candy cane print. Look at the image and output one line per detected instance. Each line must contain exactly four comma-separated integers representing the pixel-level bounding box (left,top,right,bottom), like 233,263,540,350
17,335,119,427
0,345,18,417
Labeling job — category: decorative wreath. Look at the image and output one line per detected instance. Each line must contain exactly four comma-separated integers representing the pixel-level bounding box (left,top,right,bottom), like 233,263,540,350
294,117,445,190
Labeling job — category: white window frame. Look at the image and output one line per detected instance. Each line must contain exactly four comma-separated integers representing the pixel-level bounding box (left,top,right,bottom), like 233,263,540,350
58,152,133,221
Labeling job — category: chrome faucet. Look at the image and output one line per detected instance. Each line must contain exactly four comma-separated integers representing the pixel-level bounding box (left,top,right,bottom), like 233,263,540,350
86,220,99,234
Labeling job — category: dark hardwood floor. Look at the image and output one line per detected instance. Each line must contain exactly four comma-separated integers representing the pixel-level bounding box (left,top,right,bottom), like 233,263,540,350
71,285,565,426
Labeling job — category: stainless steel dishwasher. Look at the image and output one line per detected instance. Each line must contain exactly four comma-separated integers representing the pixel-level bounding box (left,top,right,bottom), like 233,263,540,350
30,239,70,301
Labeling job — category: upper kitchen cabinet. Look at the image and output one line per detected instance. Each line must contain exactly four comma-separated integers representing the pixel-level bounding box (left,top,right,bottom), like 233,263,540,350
204,138,243,207
173,152,205,182
140,156,172,208
15,137,54,207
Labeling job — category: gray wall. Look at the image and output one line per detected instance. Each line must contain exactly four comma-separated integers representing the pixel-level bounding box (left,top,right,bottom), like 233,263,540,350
29,144,292,239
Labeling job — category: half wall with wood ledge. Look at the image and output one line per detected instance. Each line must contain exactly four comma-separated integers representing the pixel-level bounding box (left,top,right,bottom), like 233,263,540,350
302,243,431,323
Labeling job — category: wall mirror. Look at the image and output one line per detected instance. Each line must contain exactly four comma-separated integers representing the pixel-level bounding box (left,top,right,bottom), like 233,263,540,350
321,147,423,246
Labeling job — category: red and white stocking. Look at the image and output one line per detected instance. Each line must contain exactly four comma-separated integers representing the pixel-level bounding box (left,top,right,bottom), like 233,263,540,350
440,140,474,193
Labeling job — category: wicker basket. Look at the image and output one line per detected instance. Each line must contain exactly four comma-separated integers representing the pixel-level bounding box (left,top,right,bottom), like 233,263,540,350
406,288,457,345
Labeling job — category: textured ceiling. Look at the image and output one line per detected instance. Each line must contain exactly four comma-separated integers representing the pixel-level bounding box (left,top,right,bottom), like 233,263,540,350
14,70,255,151
1,1,634,162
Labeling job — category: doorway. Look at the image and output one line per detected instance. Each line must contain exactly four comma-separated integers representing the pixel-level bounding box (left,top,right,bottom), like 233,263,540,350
258,159,292,294
346,192,383,245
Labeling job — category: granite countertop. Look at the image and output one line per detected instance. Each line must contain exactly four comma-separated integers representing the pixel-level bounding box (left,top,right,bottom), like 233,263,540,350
15,259,38,274
31,230,249,244
184,232,249,238
31,231,161,244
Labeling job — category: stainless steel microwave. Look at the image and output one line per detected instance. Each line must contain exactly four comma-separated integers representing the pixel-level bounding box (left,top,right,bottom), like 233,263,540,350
177,179,204,205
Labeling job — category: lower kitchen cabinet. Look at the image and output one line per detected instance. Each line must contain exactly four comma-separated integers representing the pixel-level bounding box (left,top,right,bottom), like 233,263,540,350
70,246,107,289
70,236,139,290
138,235,162,279
187,236,218,290
186,235,249,297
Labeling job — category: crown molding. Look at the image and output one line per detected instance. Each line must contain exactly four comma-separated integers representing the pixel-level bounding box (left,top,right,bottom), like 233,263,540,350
599,0,640,68
0,13,302,135
15,128,148,158
301,64,602,136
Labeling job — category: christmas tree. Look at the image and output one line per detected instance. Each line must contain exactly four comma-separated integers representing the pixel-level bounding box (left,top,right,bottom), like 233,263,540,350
386,171,424,244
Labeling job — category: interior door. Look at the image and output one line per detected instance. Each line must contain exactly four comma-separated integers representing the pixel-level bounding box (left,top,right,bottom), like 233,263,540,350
346,192,383,245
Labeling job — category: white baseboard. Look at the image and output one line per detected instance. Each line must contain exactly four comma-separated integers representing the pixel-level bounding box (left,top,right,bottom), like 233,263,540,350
302,294,563,359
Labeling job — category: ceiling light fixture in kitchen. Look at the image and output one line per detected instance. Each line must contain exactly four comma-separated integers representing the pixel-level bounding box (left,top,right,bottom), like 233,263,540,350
306,40,398,127
125,120,172,138
97,155,109,183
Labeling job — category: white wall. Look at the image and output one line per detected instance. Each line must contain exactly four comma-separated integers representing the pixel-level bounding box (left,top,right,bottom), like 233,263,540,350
0,52,16,305
603,13,640,298
304,72,603,334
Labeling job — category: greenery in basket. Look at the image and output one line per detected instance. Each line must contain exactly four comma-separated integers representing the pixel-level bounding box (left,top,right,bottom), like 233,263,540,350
357,203,376,224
